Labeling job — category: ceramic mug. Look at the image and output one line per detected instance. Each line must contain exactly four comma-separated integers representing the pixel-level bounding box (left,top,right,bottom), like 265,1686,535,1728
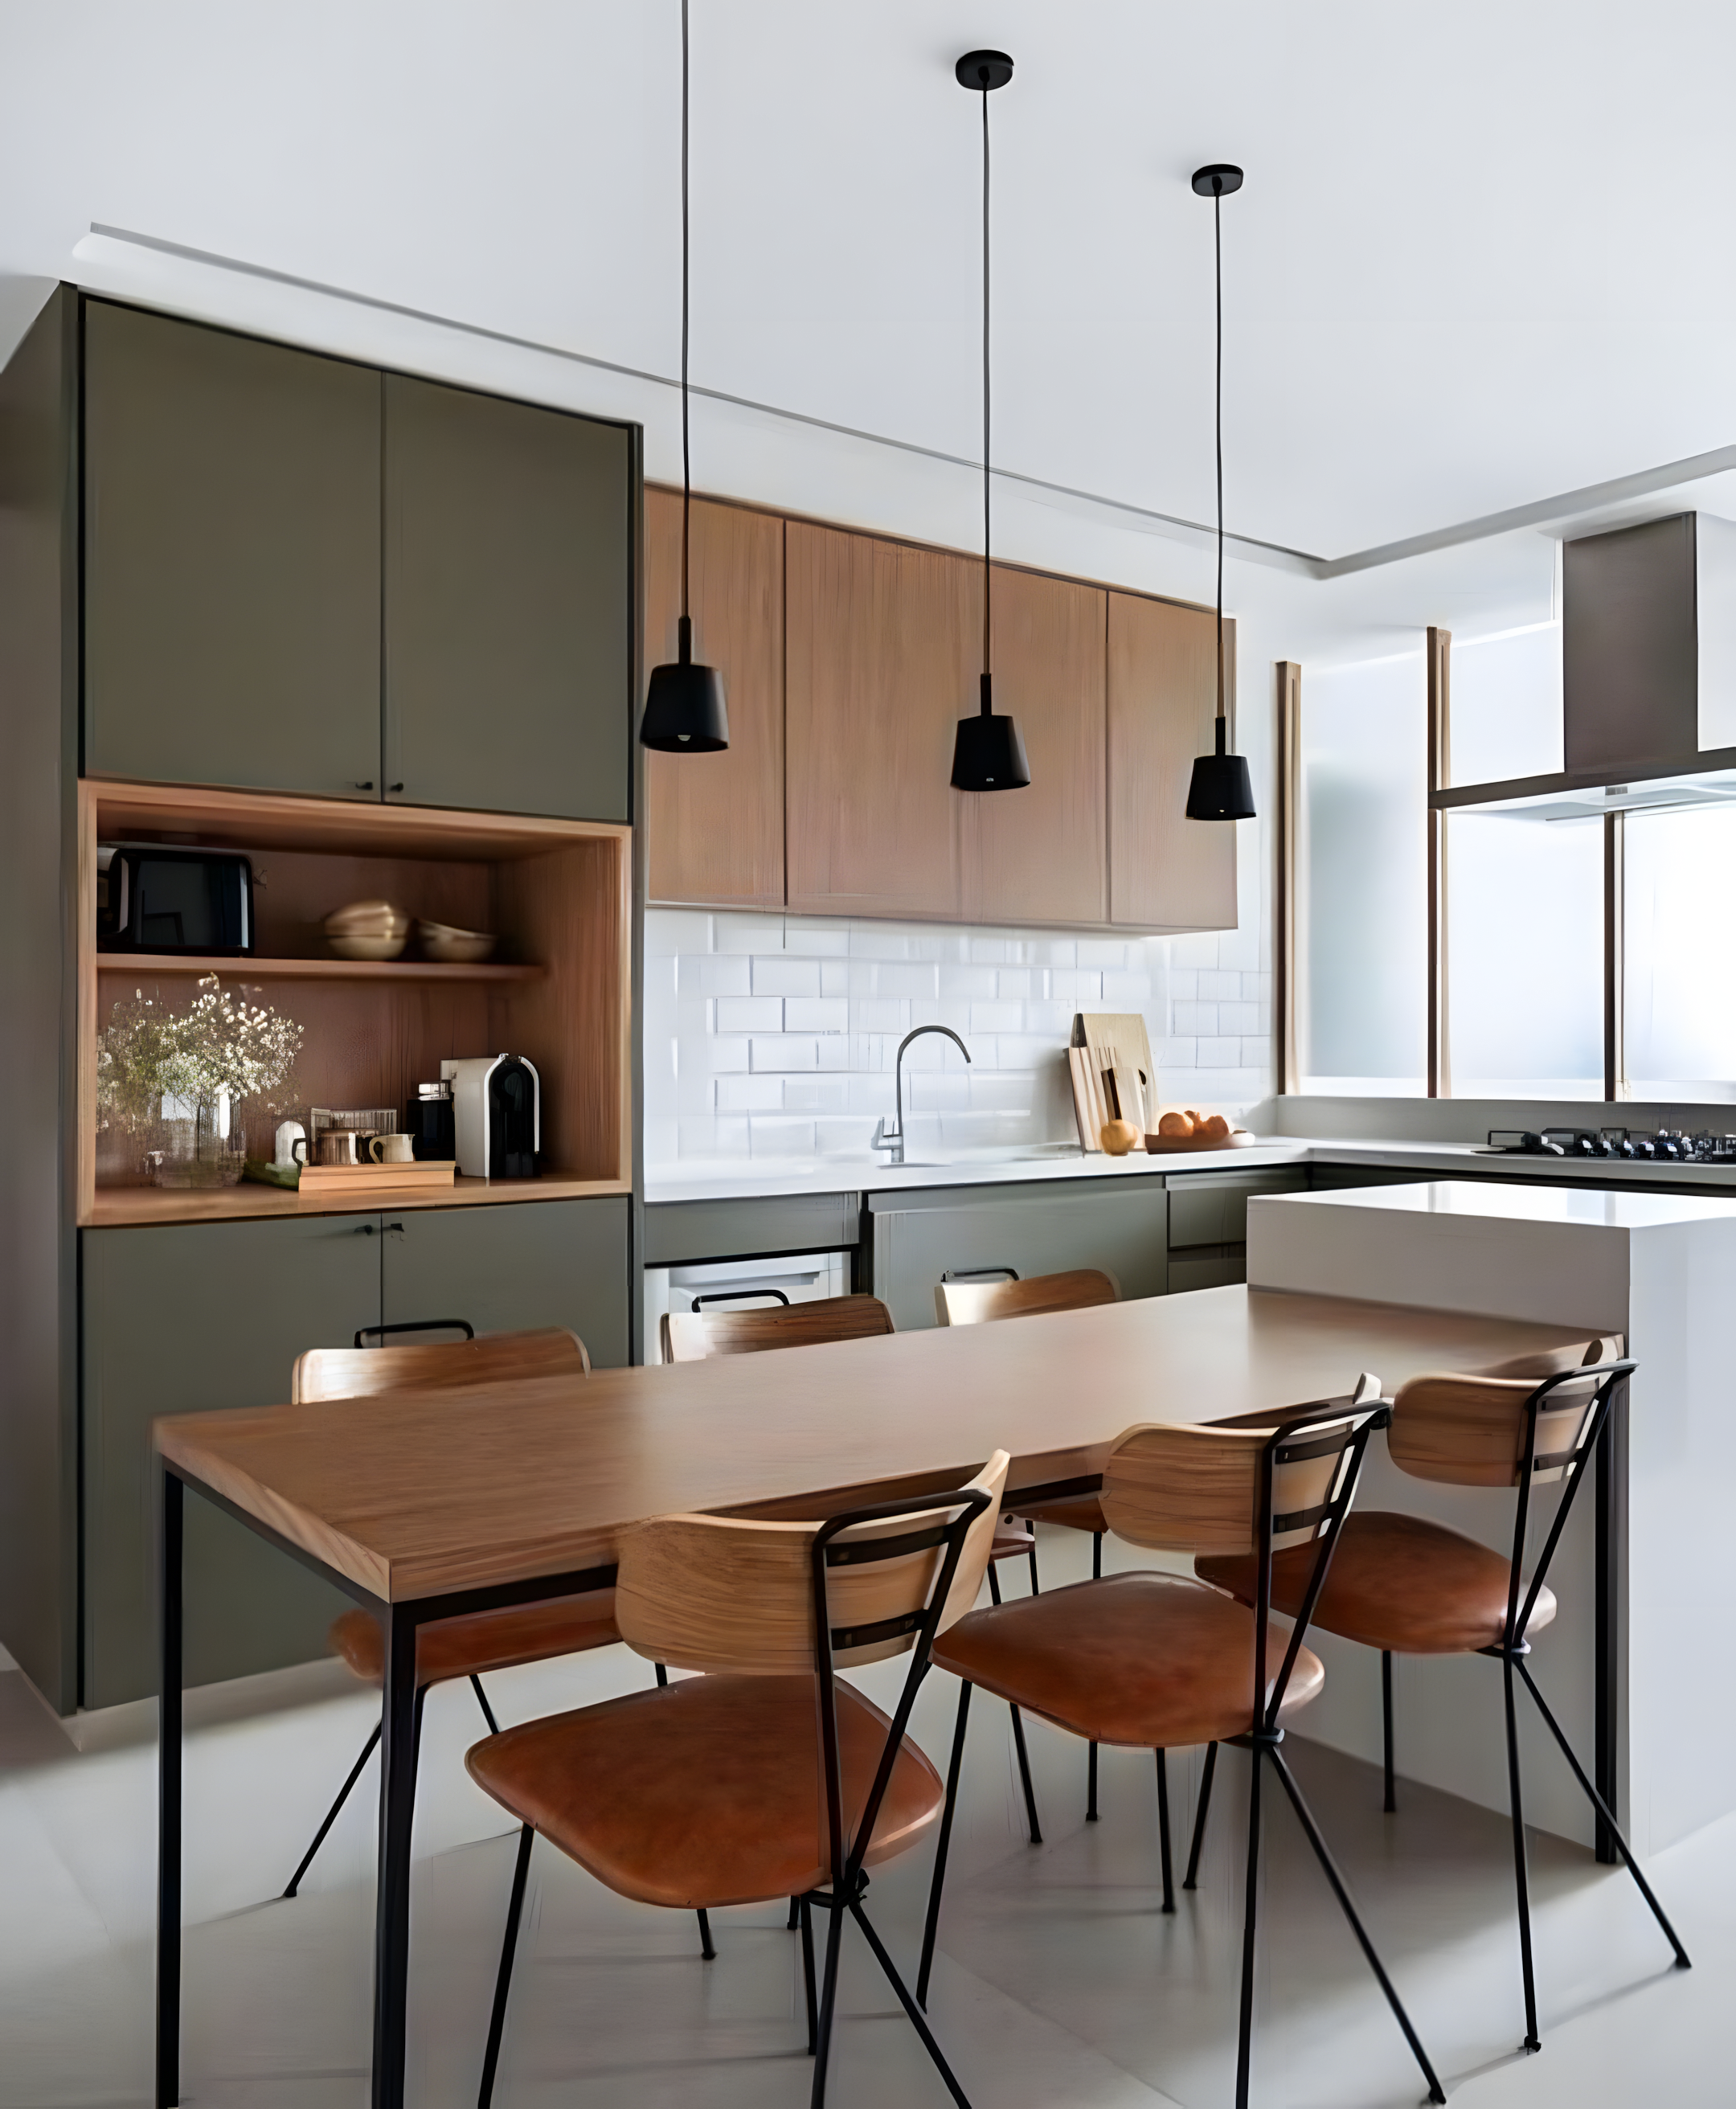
315,1130,361,1167
369,1132,415,1164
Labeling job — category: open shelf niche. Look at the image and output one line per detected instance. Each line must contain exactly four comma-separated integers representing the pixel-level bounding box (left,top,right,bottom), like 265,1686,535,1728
79,780,633,1224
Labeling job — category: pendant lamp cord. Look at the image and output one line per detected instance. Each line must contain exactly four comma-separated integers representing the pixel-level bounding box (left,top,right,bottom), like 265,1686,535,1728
981,73,993,710
1213,179,1225,728
679,0,692,642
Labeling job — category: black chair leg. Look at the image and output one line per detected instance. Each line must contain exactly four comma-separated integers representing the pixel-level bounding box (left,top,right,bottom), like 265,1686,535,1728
1156,1748,1175,1913
1514,1656,1691,1969
469,1672,502,1736
696,1907,715,1960
788,1894,801,1930
1234,1741,1263,2109
653,1661,669,1687
851,1900,972,2108
799,1894,818,2054
1092,1530,1103,1581
919,1680,972,2008
987,1561,1042,1845
1027,1535,1041,1596
478,1821,534,2109
1382,1651,1397,1814
1503,1652,1542,2052
282,1720,379,1898
1269,1744,1446,2103
809,1891,846,2109
1183,1740,1218,1891
1087,1739,1099,1822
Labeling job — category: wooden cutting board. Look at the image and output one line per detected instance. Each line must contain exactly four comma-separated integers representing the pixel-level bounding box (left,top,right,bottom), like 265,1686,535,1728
296,1161,457,1196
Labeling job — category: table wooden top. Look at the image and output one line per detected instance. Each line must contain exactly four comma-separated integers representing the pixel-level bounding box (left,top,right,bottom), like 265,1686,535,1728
154,1286,1596,1604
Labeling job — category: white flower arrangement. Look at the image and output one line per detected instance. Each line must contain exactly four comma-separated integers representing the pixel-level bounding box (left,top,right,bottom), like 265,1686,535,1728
97,974,303,1134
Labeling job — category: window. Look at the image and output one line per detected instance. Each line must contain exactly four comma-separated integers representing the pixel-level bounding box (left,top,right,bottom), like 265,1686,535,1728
1623,805,1736,1100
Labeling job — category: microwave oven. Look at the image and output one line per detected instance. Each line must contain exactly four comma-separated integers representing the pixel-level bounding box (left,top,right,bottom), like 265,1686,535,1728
96,845,254,956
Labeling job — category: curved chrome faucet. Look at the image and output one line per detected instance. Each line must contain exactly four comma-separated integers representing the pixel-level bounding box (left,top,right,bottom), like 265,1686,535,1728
873,1025,971,1165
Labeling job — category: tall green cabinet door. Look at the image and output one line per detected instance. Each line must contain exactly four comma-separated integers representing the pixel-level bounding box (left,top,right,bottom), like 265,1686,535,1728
83,301,383,798
380,1199,630,1370
81,1215,382,1708
383,375,632,820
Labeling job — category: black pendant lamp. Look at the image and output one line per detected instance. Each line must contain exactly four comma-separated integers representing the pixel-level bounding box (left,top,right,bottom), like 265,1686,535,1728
950,50,1030,793
1185,162,1255,822
641,0,728,754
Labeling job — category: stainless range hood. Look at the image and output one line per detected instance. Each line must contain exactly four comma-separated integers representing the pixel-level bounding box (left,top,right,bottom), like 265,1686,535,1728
1437,510,1736,821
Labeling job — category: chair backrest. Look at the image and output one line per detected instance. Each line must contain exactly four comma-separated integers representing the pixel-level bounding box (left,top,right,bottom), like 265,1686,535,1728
661,1292,895,1363
1102,1407,1361,1557
614,1450,1010,1676
292,1325,591,1403
1387,1337,1623,1488
934,1267,1120,1327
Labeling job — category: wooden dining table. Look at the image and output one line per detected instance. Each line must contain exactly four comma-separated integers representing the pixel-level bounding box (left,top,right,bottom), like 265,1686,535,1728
151,1284,1599,2109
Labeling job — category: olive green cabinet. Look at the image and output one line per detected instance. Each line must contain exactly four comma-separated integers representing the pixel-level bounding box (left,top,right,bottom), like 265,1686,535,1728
383,376,632,821
81,1197,630,1707
81,302,634,821
84,300,383,801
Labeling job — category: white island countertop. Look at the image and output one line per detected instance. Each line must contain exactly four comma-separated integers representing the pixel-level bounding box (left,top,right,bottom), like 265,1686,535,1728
645,1135,1736,1204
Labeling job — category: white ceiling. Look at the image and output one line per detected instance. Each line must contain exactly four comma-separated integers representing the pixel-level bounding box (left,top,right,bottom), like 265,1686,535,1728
6,1,1736,664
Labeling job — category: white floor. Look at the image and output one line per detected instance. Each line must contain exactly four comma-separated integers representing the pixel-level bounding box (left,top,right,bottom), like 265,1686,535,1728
0,1526,1726,2109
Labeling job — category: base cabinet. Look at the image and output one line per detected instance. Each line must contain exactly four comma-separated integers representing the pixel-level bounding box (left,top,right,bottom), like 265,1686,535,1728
80,1196,628,1708
868,1178,1169,1333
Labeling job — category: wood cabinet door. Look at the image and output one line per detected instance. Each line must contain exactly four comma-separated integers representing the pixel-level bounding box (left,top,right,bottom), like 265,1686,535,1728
1107,593,1238,930
380,1198,629,1370
383,375,632,821
645,489,784,906
963,567,1107,926
84,301,383,800
786,522,976,919
81,1214,380,1706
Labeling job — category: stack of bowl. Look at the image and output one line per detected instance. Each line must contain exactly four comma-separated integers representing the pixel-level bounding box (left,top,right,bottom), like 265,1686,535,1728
323,901,410,960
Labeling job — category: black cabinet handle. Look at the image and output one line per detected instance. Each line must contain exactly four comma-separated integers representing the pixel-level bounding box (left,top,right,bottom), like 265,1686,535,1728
383,1221,405,1236
354,780,375,791
388,782,404,794
354,1223,376,1236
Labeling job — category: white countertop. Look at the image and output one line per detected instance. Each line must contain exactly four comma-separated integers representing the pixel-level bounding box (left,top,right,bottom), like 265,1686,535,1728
645,1136,1736,1205
1277,1175,1736,1230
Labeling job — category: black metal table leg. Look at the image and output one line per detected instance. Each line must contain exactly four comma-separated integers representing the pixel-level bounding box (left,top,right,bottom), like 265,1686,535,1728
156,1465,183,2109
373,1603,422,2109
1594,1396,1623,1865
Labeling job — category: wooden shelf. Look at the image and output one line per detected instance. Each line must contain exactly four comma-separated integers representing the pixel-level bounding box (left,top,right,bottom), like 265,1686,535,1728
84,1173,630,1228
96,952,542,984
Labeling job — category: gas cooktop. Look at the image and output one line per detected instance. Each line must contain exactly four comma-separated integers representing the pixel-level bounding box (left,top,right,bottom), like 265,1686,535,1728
1483,1126,1736,1164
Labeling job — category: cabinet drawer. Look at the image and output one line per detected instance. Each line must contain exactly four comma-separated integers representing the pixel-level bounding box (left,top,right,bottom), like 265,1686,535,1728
1167,1168,1308,1249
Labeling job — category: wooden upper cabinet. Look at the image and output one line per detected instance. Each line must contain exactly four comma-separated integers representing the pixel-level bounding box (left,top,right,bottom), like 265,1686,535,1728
84,301,383,800
383,375,632,822
963,567,1107,926
1107,592,1238,931
786,522,976,920
644,489,784,907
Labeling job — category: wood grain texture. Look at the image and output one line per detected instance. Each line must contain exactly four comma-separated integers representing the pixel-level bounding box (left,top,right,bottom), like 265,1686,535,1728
293,1326,591,1404
644,487,784,907
785,522,974,919
615,1452,1008,1675
1107,594,1237,931
934,1268,1119,1327
85,1173,628,1228
1103,1416,1353,1556
1389,1370,1600,1489
961,567,1107,926
154,1288,1600,1603
662,1294,894,1362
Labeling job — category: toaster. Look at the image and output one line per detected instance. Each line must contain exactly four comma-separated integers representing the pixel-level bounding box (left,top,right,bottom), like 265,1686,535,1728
441,1055,540,1180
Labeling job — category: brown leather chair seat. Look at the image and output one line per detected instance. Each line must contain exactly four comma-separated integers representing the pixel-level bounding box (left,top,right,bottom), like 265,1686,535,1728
1196,1511,1559,1656
466,1673,944,1910
1015,1492,1108,1535
931,1571,1324,1751
330,1591,622,1689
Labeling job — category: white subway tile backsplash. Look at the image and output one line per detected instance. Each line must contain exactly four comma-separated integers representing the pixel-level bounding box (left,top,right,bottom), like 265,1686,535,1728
1198,969,1241,1001
1076,939,1130,969
906,1070,973,1112
716,1075,785,1112
1173,1002,1218,1035
878,961,942,999
968,1000,1024,1034
751,1037,818,1071
645,909,711,958
820,960,850,998
749,1116,817,1157
854,998,909,1034
1219,1001,1259,1034
678,952,751,997
1169,932,1220,969
1046,969,1102,1002
968,936,1012,964
714,913,784,954
908,999,974,1036
937,964,997,1000
997,967,1034,1000
1240,1036,1271,1068
706,1037,751,1074
1157,1038,1198,1070
752,956,821,997
1102,970,1153,1003
1168,969,1198,1003
716,996,783,1034
796,923,852,956
1198,1038,1241,1068
783,1076,850,1112
784,997,849,1034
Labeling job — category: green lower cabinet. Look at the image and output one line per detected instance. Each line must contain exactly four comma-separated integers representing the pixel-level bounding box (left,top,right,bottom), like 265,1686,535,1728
379,1198,630,1369
81,1214,380,1709
869,1178,1170,1333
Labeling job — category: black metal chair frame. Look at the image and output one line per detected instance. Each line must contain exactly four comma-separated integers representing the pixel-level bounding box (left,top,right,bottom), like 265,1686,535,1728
690,1286,792,1312
917,1398,1448,2109
476,1480,994,2109
1185,1358,1689,2054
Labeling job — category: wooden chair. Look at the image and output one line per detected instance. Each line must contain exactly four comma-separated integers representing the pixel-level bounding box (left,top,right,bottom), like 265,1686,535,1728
661,1282,1045,1844
279,1322,628,1907
918,1389,1447,2109
1194,1342,1689,2054
936,1263,1121,1825
465,1449,1011,2109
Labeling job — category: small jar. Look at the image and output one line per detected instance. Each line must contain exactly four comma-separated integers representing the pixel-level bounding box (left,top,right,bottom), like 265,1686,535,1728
406,1080,456,1161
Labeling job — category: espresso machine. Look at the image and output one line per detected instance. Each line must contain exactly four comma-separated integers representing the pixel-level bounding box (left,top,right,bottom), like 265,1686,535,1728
440,1055,541,1179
